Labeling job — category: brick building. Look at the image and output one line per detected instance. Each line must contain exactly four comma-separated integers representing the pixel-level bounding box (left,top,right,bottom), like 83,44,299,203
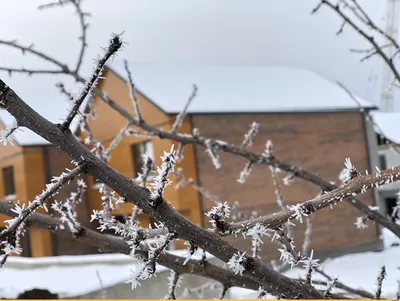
0,64,383,260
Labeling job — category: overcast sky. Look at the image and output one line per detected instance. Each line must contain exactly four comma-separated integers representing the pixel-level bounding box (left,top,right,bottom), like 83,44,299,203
0,0,395,130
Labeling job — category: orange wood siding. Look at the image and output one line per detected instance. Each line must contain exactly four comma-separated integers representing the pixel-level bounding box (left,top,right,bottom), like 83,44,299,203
0,143,25,226
81,68,202,238
0,136,51,257
22,147,51,257
169,116,203,227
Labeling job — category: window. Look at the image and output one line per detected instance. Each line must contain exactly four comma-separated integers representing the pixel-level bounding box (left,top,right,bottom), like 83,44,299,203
2,166,15,196
379,154,387,171
132,140,155,176
385,197,398,221
377,133,389,146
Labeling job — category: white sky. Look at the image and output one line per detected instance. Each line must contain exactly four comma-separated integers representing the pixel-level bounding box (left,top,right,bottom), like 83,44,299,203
0,0,395,132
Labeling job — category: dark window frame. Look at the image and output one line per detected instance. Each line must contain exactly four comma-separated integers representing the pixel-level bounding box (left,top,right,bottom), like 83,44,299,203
376,133,390,146
2,166,15,196
385,196,398,221
379,154,387,171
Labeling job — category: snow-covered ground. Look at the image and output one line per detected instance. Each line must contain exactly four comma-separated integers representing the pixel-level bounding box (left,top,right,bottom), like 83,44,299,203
0,250,203,299
1,231,400,299
229,228,400,299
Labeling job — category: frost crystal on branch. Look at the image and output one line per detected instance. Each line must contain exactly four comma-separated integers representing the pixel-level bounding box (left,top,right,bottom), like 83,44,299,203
257,287,268,299
283,173,295,185
0,119,18,146
264,140,273,158
300,249,319,284
275,227,301,268
241,121,259,149
149,145,176,206
205,202,230,230
237,161,253,184
324,278,338,297
354,216,368,229
205,139,221,169
227,251,247,275
339,157,359,183
288,203,308,223
51,179,86,233
247,223,270,258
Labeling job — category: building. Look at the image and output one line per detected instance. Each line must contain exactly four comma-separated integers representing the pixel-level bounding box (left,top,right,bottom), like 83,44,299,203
0,64,383,260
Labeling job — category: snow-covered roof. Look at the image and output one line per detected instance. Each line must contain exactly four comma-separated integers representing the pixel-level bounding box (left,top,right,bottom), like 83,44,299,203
1,64,375,146
370,111,400,144
109,62,376,114
0,97,88,146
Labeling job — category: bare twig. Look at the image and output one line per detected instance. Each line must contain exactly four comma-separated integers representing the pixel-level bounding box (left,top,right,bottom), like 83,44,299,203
314,0,400,83
374,266,386,299
61,35,122,130
124,60,143,122
171,84,197,133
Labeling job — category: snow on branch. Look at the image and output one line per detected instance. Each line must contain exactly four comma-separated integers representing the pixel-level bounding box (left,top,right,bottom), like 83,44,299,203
149,145,176,207
246,223,271,259
227,251,247,275
0,119,18,146
241,121,259,149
